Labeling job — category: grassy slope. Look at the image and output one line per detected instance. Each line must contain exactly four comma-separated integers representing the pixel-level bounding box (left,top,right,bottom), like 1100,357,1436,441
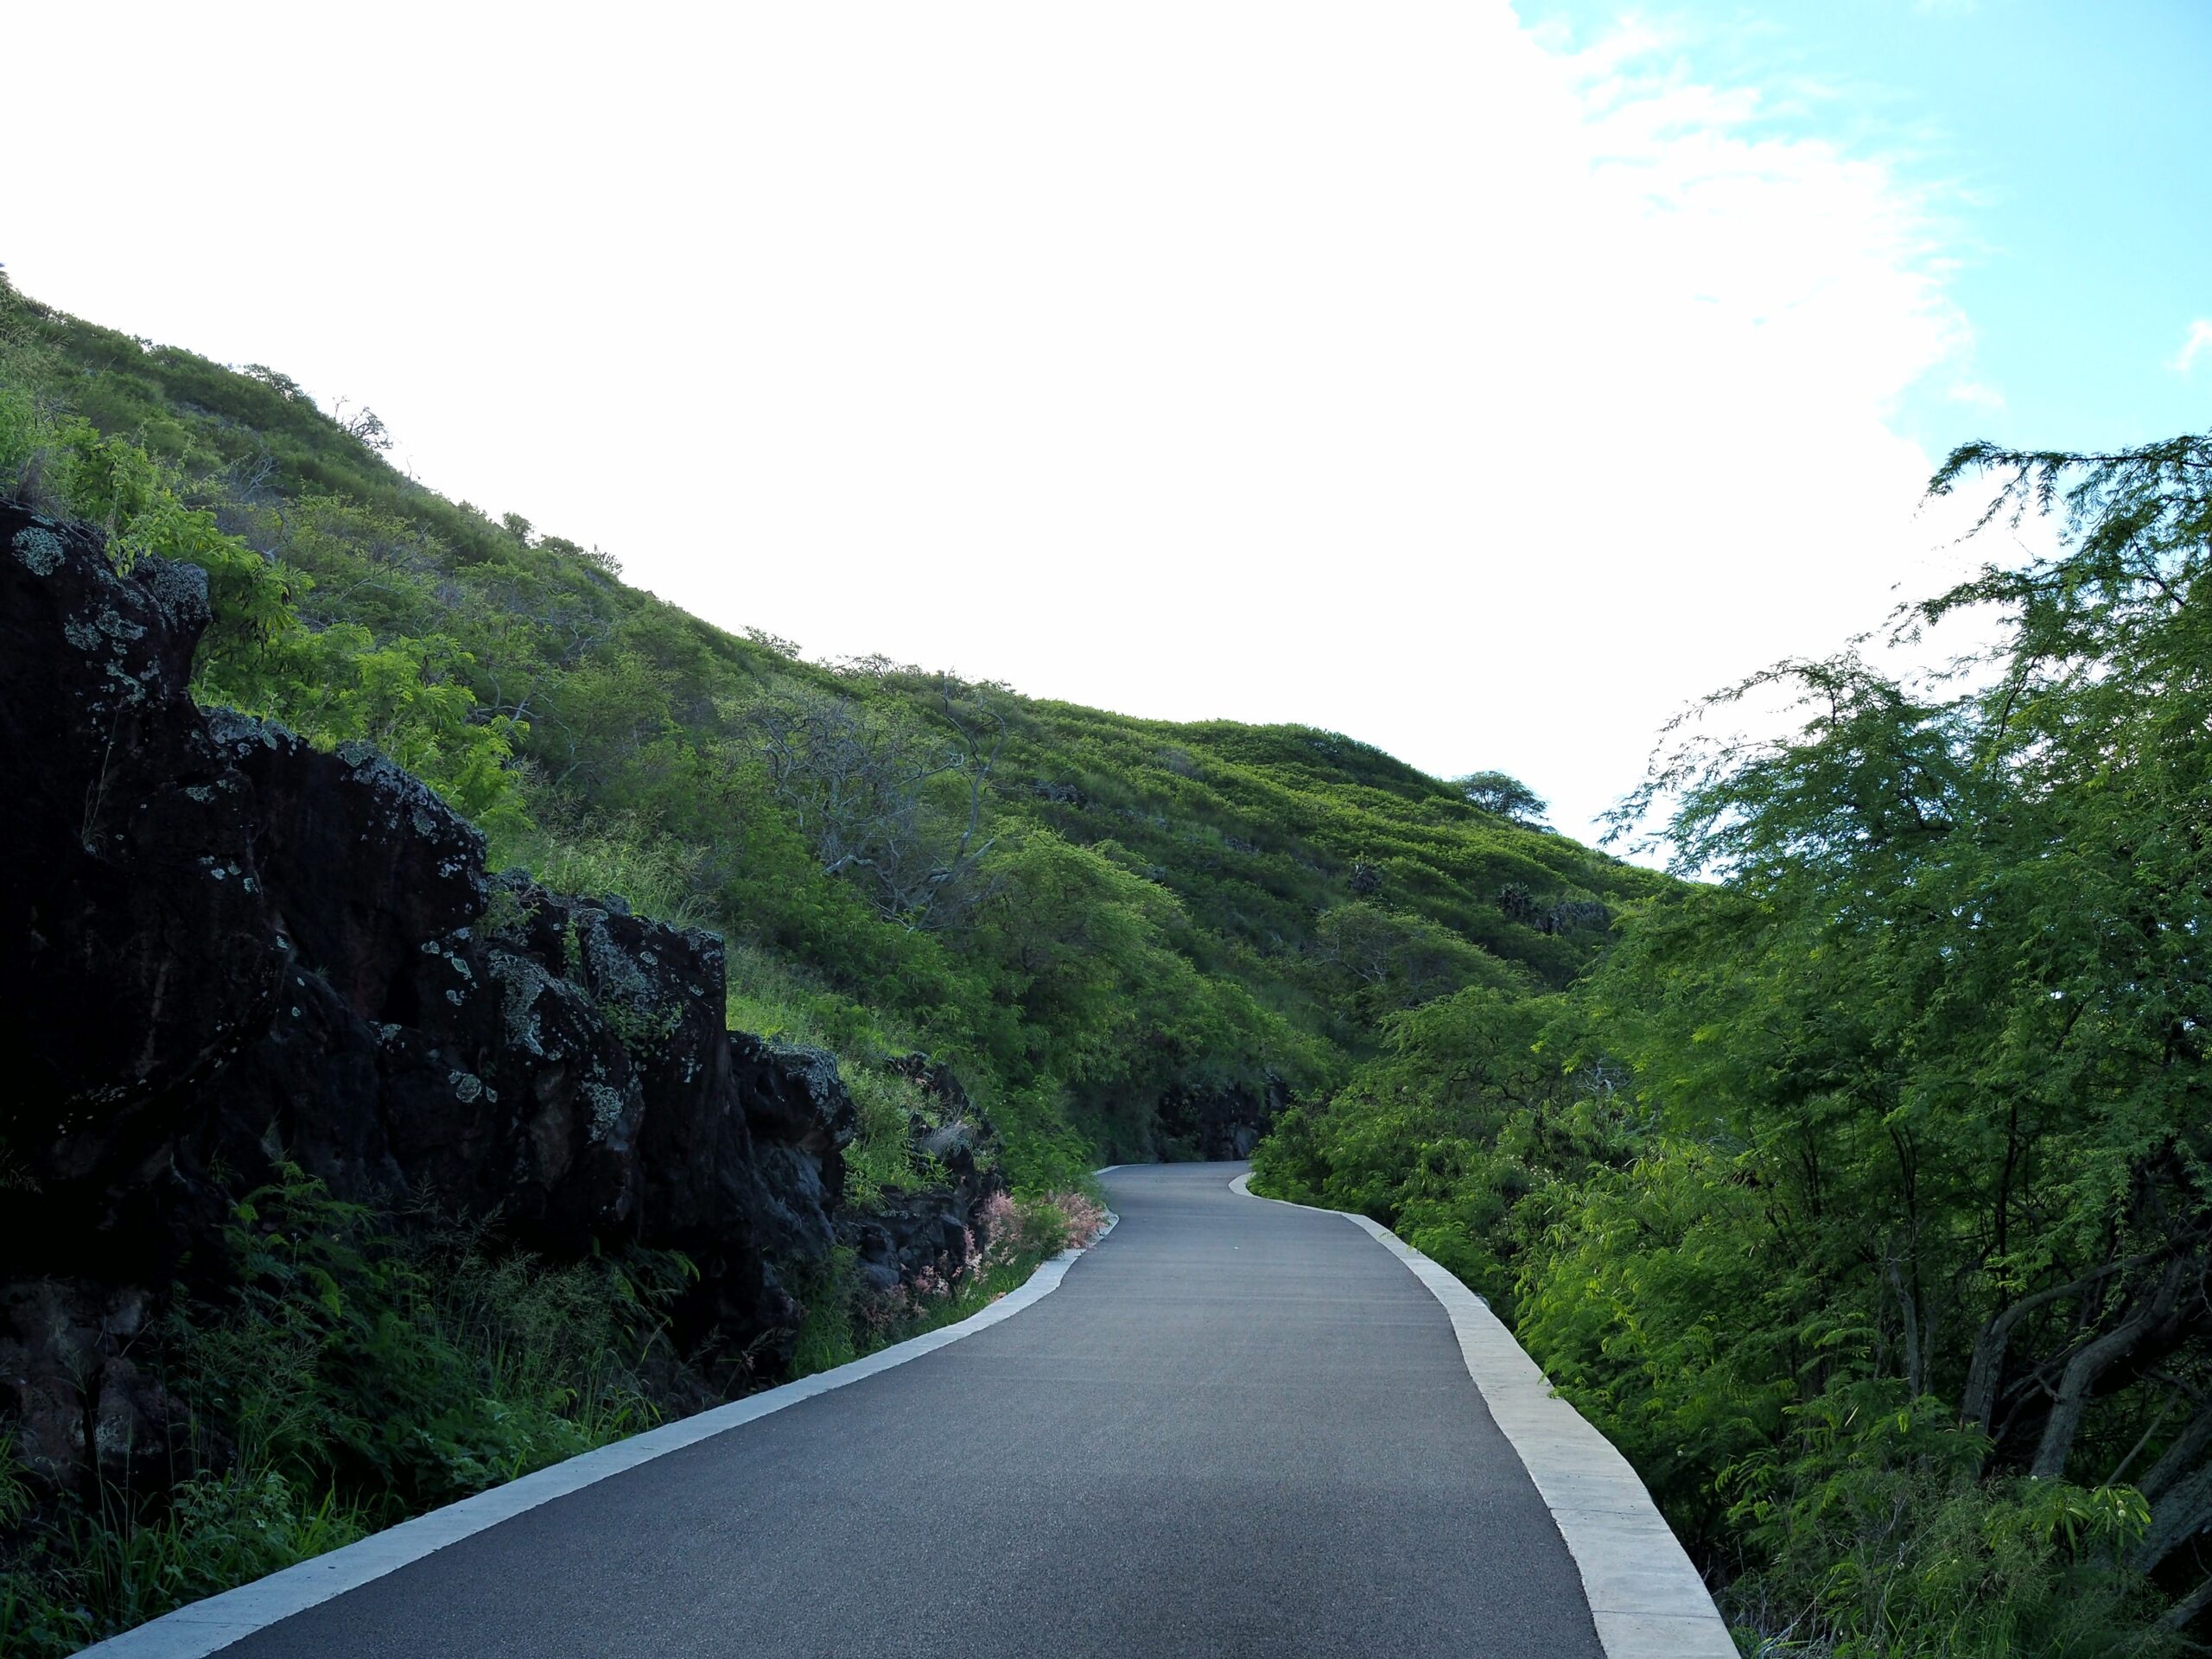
3,283,1659,1173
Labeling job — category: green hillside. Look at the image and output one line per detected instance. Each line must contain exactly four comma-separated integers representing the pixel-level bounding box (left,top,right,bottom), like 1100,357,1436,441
15,270,2205,1654
0,273,1653,1184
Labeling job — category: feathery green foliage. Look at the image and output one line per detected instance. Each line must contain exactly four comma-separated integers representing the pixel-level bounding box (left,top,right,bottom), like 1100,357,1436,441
1256,430,2212,1652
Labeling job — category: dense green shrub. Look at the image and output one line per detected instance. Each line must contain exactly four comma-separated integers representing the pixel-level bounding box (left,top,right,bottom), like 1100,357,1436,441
1255,431,2212,1651
1719,1384,2169,1657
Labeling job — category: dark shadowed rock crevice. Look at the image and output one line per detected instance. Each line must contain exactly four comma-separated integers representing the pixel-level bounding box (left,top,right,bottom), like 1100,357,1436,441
0,500,1005,1491
1154,1075,1289,1160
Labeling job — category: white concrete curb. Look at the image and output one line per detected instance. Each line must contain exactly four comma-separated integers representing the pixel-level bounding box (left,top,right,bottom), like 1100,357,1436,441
83,1215,1119,1659
1229,1171,1734,1659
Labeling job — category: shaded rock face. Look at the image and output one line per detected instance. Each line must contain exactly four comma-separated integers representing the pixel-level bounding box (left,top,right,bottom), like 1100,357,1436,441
0,505,284,1181
1156,1076,1289,1161
732,1033,857,1265
0,505,964,1488
191,849,735,1255
206,713,487,1023
1497,884,1611,938
0,1281,191,1504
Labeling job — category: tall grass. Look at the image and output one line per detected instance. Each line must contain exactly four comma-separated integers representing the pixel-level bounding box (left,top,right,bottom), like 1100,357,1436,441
489,792,713,931
722,942,922,1058
0,1169,695,1657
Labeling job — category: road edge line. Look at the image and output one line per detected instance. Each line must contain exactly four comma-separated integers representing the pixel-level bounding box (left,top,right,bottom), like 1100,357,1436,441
1228,1171,1734,1659
82,1212,1120,1659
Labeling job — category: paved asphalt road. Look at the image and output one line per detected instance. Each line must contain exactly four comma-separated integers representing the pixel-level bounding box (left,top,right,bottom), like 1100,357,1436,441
219,1163,1605,1658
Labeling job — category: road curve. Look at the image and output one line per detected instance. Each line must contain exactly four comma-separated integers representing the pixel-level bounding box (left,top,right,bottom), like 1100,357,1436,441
161,1164,1611,1658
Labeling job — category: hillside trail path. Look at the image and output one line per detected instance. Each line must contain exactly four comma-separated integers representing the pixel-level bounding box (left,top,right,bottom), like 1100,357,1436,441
181,1163,1611,1658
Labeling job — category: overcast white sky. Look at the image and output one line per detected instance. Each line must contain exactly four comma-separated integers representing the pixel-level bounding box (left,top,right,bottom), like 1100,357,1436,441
10,3,2082,844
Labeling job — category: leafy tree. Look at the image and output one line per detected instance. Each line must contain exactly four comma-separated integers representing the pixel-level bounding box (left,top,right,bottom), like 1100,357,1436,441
240,363,309,403
1308,900,1517,1020
1454,769,1548,823
1566,431,2212,1637
1260,429,2212,1649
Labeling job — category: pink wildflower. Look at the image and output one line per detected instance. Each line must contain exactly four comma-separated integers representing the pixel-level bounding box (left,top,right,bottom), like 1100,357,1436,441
1048,1190,1109,1249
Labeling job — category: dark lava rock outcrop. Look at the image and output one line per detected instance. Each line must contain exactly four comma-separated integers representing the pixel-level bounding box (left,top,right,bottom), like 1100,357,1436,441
2,508,284,1180
0,500,995,1489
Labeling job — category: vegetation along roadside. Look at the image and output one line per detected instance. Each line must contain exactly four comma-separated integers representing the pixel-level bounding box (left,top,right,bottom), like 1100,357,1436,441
1255,431,2212,1653
5,258,2209,1656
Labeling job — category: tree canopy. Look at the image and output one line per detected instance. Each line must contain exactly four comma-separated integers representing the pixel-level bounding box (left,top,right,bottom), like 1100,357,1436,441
1453,769,1548,824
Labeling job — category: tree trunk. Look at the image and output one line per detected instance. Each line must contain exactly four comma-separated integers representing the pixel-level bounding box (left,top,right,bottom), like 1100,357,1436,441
2029,1256,2190,1481
2136,1459,2212,1574
1888,1253,1923,1398
2138,1395,2212,1506
2164,1570,2212,1632
1960,1255,2143,1433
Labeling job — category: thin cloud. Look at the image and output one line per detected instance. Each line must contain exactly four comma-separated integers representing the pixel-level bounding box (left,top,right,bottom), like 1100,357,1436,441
2171,319,2212,373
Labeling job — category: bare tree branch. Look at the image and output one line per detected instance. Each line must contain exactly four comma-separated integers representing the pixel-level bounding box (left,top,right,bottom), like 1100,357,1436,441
737,676,1003,930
